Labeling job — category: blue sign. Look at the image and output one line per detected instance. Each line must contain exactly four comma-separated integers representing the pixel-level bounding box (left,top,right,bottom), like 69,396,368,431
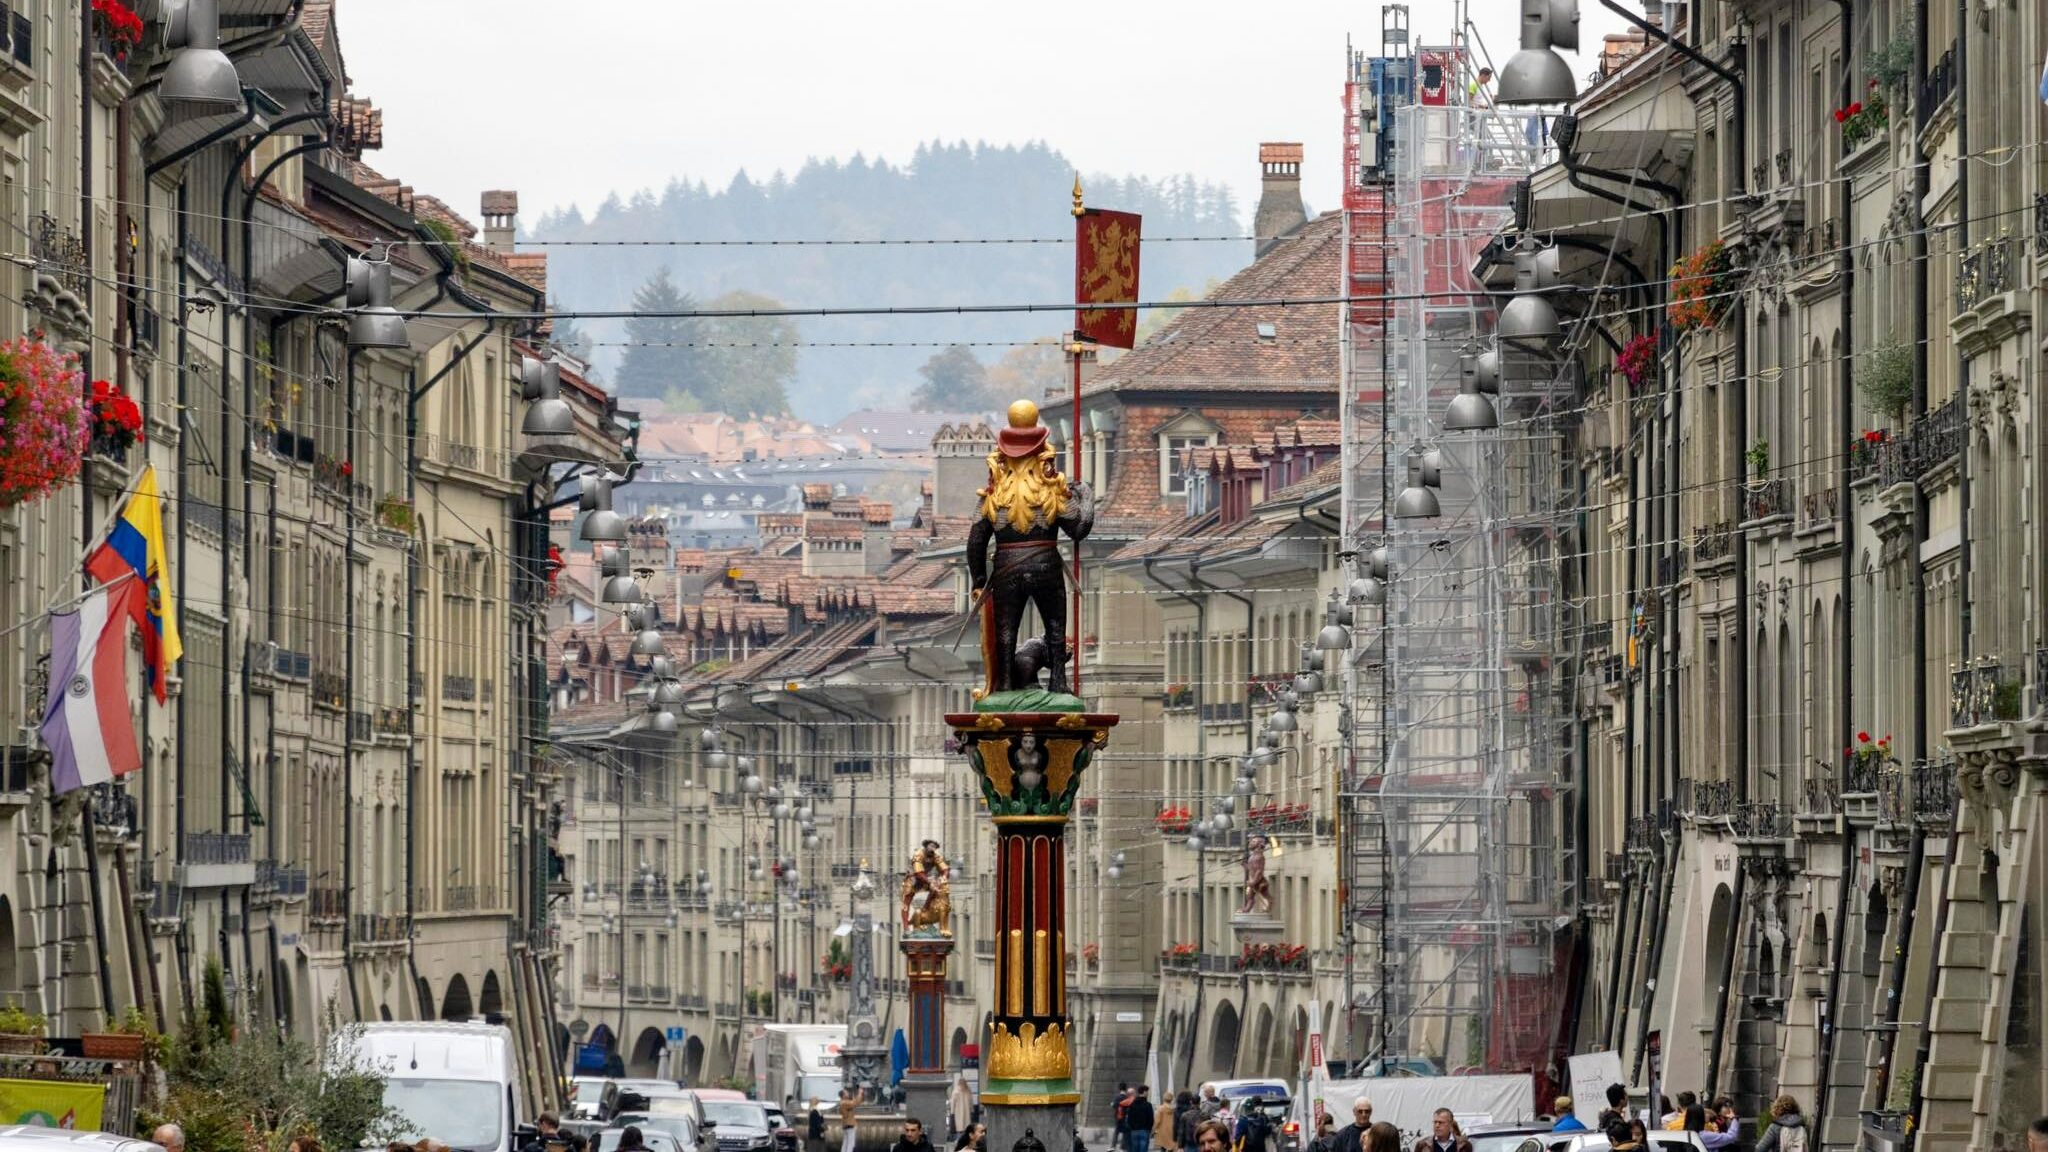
575,1043,609,1074
667,1026,687,1044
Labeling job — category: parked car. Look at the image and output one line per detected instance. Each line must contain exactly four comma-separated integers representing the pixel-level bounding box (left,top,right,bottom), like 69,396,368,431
763,1104,799,1152
1464,1125,1556,1152
1497,1134,1709,1152
572,1078,622,1122
0,1130,164,1152
612,1114,701,1152
594,1130,686,1152
702,1100,777,1152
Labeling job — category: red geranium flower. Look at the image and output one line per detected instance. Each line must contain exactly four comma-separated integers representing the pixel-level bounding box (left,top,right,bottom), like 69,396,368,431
1834,108,1848,123
340,460,354,478
1857,731,1871,743
1849,102,1863,115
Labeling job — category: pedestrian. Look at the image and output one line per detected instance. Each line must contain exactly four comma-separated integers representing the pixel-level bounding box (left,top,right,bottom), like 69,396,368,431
953,1124,987,1152
616,1130,647,1152
1712,1097,1741,1141
1126,1086,1157,1152
1597,1084,1628,1132
1153,1089,1181,1152
1332,1099,1370,1152
949,1076,974,1140
1114,1083,1134,1151
1550,1097,1586,1133
1307,1113,1336,1152
1754,1095,1807,1152
809,1099,829,1152
890,1119,936,1152
2030,1117,2048,1152
1363,1124,1401,1152
1233,1098,1273,1152
1199,1087,1223,1121
1175,1091,1201,1150
1603,1120,1641,1151
840,1087,861,1152
1664,1092,1697,1131
1685,1106,1737,1149
1409,1110,1470,1152
151,1126,185,1152
1193,1121,1233,1152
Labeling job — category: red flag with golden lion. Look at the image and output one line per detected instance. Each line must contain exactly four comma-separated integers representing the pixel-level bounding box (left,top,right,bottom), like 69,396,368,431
1075,209,1141,349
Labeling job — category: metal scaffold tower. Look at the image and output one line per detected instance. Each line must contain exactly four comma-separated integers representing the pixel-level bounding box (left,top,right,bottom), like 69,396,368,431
1339,3,1578,1076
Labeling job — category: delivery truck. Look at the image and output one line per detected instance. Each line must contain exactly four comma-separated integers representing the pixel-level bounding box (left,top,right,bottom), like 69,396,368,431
753,1024,846,1111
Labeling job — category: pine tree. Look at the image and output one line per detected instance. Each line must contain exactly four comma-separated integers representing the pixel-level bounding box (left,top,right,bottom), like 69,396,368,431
613,267,705,401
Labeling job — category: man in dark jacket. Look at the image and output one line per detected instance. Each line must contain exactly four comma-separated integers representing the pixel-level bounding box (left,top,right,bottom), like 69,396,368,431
1331,1099,1372,1152
1234,1100,1273,1152
1125,1088,1157,1152
889,1119,937,1152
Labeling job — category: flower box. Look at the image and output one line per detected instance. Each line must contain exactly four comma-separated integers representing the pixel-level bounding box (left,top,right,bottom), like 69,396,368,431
0,1033,42,1055
80,1031,147,1060
1667,241,1736,332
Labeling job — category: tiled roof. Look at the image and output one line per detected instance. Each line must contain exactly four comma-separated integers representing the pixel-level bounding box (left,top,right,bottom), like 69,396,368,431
1267,457,1344,503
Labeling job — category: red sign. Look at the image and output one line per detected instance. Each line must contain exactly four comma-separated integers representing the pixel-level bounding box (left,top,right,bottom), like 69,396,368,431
1076,209,1142,349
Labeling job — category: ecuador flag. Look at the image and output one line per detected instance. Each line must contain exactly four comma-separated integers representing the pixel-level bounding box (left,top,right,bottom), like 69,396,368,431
84,464,182,702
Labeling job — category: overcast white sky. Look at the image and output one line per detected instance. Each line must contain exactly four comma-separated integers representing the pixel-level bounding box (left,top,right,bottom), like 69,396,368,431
342,1,1629,231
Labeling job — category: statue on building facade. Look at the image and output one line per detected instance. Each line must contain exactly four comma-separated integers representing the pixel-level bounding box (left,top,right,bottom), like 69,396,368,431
1239,833,1274,916
901,839,953,936
965,400,1094,702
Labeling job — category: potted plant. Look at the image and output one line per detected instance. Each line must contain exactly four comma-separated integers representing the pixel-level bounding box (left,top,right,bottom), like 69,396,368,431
376,493,416,535
1667,241,1736,332
88,379,143,460
1856,342,1913,424
82,1004,156,1061
0,1003,47,1054
1082,943,1100,967
91,0,144,60
1616,333,1659,393
0,336,90,508
1834,79,1890,149
1745,438,1770,477
1851,428,1892,475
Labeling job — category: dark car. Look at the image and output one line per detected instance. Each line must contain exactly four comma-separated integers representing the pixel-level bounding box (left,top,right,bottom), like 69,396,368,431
763,1106,798,1152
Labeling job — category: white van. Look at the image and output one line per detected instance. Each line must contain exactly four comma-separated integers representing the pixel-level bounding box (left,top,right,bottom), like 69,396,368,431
352,1022,522,1152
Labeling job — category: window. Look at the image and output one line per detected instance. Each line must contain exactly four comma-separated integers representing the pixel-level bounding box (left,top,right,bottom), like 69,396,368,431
1162,434,1213,495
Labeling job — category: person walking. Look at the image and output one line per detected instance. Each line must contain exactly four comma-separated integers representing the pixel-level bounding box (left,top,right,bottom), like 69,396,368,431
1330,1099,1371,1152
840,1087,862,1152
889,1120,936,1152
1152,1089,1181,1152
1410,1110,1471,1152
1113,1084,1134,1151
1754,1095,1808,1152
1174,1092,1201,1150
1126,1087,1157,1152
953,1125,987,1152
949,1077,974,1141
1363,1124,1402,1152
1550,1098,1586,1133
1233,1099,1273,1152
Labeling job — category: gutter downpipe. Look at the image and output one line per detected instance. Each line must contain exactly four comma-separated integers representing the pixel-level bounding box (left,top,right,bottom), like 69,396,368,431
1907,0,1968,1140
1182,559,1256,1078
171,179,194,1017
1814,0,1860,1130
1141,558,1205,1091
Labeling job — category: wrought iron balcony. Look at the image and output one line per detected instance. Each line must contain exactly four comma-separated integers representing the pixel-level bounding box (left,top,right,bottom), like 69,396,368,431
31,214,89,298
1677,776,1738,821
1740,476,1793,524
183,832,251,865
1731,799,1790,840
1800,774,1840,816
1919,43,1957,128
1692,521,1736,565
1950,657,2022,729
1956,233,2017,311
1878,393,1964,488
1911,756,1957,823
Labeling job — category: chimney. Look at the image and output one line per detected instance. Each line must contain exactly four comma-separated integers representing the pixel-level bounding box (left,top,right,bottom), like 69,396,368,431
1253,143,1306,256
481,189,519,254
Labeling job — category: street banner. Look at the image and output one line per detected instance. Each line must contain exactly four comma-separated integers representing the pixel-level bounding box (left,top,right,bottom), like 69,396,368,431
0,1078,106,1128
1075,209,1142,348
1566,1050,1624,1128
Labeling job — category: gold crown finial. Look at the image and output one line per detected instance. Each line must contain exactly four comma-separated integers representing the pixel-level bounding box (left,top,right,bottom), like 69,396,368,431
1008,400,1040,429
1072,175,1084,218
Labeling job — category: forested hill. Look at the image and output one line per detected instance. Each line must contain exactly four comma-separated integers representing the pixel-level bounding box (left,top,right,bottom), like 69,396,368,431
530,141,1252,422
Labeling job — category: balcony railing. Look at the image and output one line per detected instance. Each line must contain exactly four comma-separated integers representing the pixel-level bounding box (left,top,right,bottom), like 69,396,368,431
1956,233,2017,311
31,213,89,298
310,886,347,920
1799,484,1839,529
1692,521,1735,565
1199,702,1247,723
1911,757,1957,823
1800,775,1840,816
146,881,183,922
352,913,410,943
0,4,32,71
1740,476,1792,524
1919,43,1957,128
443,674,477,702
1732,800,1790,840
183,832,251,865
376,707,409,736
1676,776,1738,821
1950,658,2023,729
1877,393,1964,488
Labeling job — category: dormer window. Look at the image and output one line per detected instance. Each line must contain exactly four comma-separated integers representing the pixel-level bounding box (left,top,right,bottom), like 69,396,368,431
1155,410,1223,497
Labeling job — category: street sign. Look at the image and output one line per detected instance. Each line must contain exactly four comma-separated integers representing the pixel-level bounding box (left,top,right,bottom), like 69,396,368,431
667,1026,687,1043
1115,1011,1142,1023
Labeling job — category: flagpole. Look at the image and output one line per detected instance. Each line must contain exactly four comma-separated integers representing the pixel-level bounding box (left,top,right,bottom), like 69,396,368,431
1070,175,1086,697
0,570,137,642
40,465,146,619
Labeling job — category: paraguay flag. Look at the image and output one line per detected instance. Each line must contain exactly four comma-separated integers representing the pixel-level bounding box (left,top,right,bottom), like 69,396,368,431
84,464,182,703
38,586,144,794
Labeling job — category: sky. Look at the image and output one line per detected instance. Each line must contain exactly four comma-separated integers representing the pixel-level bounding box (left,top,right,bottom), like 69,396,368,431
342,0,1631,233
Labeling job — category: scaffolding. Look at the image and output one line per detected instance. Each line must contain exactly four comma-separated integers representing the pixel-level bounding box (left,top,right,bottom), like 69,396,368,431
1339,4,1578,1076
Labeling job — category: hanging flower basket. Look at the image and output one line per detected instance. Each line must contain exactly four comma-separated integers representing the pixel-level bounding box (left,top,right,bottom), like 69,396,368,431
1835,80,1889,149
0,337,90,508
1667,241,1736,332
1616,333,1659,393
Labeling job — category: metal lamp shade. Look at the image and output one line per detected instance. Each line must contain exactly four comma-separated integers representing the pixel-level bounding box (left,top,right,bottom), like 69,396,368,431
1368,547,1388,579
1496,0,1581,105
1499,294,1560,341
632,629,666,657
1234,777,1256,796
1348,576,1386,606
652,680,684,706
348,307,409,350
1294,672,1322,696
1446,390,1499,431
1475,349,1501,393
161,0,242,109
1267,709,1298,734
523,397,575,437
601,576,641,604
581,509,628,543
345,256,408,349
649,710,679,735
1317,622,1352,651
1394,484,1442,519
